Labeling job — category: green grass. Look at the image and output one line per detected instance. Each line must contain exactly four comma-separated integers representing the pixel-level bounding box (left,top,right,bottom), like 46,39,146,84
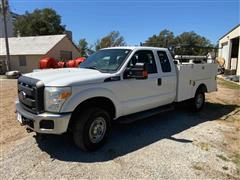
233,154,240,175
192,164,203,171
217,154,229,161
218,78,240,90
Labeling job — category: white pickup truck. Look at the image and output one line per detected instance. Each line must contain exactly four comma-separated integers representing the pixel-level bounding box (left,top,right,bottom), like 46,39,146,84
16,47,217,151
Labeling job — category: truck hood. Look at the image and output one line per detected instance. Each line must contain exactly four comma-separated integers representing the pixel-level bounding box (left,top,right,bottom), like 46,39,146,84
24,68,113,86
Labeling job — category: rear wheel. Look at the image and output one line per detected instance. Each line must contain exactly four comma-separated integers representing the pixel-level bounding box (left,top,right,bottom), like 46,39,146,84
190,90,205,112
72,107,111,151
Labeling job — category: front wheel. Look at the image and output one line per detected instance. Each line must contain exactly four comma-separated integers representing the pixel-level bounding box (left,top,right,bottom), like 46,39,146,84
73,107,111,151
190,90,205,112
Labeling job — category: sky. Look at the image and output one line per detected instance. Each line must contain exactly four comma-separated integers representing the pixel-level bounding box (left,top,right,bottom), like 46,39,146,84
9,0,240,46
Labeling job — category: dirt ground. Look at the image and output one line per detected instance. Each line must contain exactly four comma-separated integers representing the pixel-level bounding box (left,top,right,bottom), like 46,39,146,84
0,78,239,179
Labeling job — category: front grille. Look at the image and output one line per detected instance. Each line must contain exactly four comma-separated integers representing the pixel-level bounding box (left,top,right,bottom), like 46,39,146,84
18,76,44,114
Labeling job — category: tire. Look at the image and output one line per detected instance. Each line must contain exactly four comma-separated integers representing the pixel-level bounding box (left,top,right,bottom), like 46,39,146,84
72,107,111,151
190,89,205,112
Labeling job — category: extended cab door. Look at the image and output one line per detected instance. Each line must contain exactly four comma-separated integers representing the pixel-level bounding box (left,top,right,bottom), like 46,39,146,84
118,50,170,115
155,50,177,104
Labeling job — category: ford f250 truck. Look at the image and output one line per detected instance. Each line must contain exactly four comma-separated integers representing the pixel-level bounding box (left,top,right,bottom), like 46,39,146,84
16,47,217,151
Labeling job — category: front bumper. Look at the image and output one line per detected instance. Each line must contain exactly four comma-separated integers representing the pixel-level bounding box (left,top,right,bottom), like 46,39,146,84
16,101,71,134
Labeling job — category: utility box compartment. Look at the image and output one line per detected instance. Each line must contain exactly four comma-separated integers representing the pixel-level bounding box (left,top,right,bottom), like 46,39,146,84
175,63,217,102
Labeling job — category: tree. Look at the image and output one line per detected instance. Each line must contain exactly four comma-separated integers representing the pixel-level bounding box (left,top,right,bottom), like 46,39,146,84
95,31,126,50
144,29,175,48
174,31,213,55
144,29,213,55
13,8,65,36
78,38,88,57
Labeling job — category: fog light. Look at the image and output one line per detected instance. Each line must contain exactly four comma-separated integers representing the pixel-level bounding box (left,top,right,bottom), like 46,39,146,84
40,120,54,129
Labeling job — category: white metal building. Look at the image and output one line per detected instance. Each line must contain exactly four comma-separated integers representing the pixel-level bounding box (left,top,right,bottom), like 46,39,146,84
218,24,240,75
0,34,80,73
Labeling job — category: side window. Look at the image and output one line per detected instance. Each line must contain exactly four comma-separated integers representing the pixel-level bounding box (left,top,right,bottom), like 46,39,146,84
129,50,157,74
19,55,27,66
157,51,171,73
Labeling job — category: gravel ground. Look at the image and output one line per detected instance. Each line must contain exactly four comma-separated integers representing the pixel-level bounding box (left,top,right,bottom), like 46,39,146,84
0,79,239,179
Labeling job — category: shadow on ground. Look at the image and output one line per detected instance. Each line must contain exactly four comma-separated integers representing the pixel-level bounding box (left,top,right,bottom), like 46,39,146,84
36,102,239,163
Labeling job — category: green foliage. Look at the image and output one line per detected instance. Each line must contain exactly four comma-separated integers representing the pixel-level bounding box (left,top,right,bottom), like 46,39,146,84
144,29,213,55
144,29,175,48
13,8,65,36
78,38,88,57
95,31,126,50
174,31,213,55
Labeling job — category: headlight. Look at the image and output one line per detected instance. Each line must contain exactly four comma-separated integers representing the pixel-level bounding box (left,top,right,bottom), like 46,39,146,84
44,87,72,112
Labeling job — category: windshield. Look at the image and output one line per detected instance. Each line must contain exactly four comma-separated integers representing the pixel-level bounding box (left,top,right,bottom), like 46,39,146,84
80,49,131,72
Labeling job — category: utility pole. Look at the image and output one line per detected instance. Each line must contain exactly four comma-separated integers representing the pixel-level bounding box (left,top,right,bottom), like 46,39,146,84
1,0,10,71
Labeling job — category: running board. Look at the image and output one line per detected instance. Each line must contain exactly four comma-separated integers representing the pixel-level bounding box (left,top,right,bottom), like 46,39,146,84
116,104,174,124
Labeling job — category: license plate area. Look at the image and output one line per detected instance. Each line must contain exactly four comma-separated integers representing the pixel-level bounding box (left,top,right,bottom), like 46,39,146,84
17,113,34,128
17,113,22,123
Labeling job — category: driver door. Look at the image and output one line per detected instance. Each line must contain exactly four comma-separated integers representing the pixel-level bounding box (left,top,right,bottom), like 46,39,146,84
118,50,162,115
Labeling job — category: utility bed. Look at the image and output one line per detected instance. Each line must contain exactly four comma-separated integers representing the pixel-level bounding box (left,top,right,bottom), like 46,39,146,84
175,62,217,102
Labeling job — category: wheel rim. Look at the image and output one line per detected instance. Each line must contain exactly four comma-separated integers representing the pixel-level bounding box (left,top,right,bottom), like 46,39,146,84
89,117,106,144
196,93,204,109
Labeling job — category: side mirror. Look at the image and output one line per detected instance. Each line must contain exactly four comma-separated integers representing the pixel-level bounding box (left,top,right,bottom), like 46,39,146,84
124,63,148,80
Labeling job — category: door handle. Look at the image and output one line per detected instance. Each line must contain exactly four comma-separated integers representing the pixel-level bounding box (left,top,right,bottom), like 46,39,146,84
158,78,162,86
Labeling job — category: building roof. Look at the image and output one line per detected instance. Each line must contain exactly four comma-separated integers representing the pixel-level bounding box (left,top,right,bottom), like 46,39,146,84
219,24,240,40
0,34,66,56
